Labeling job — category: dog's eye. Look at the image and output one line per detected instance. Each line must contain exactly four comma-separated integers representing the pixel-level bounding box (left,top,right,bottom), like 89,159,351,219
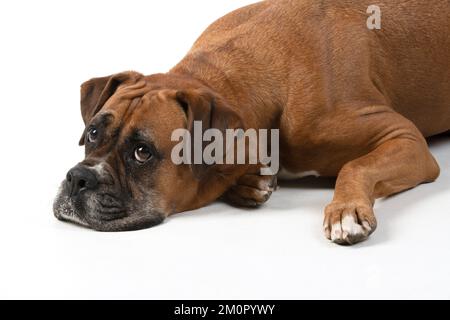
134,145,152,163
87,127,98,143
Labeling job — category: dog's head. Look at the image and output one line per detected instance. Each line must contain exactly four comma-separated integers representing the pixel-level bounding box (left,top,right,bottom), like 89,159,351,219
53,71,247,231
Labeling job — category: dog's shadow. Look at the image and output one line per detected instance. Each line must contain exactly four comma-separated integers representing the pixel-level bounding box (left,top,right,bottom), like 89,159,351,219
172,134,450,247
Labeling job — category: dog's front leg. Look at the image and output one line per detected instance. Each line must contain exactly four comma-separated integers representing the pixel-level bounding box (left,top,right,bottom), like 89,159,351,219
223,166,277,208
324,111,440,245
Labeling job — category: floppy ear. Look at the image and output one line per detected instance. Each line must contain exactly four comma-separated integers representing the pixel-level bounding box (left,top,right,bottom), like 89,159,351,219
78,71,142,145
175,89,245,177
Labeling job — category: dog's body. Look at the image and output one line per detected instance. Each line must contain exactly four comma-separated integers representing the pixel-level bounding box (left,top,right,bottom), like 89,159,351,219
54,0,450,244
174,0,450,174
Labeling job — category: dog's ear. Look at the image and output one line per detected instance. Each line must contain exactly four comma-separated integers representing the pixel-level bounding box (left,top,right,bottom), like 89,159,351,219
78,71,142,145
175,89,245,177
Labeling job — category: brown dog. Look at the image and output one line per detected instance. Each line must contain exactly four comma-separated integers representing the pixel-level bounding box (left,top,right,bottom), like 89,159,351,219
54,0,449,245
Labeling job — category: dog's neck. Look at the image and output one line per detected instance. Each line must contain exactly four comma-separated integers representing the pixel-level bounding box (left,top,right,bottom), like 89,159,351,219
169,51,284,131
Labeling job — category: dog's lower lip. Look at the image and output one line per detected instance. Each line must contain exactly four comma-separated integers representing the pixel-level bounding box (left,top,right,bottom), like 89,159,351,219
98,195,123,207
98,214,125,221
99,203,123,210
98,200,124,210
97,207,126,221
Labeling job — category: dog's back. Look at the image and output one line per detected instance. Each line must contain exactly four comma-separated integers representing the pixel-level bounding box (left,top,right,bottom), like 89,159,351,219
176,0,450,136
365,0,450,136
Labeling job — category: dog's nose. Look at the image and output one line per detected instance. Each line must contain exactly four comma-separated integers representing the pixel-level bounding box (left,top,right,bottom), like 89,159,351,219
66,165,98,197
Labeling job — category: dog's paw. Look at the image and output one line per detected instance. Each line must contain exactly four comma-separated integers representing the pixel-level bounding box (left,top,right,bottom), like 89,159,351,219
323,202,377,245
223,173,277,208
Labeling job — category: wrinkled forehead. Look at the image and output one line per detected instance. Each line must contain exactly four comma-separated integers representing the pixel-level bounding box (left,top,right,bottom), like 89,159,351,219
93,87,186,151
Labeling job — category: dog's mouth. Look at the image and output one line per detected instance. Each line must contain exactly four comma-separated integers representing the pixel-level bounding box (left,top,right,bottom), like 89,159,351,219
93,194,127,221
91,204,127,221
53,181,165,232
53,182,127,227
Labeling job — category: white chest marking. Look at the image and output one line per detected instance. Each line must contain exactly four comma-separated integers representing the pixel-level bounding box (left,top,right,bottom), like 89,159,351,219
277,168,320,181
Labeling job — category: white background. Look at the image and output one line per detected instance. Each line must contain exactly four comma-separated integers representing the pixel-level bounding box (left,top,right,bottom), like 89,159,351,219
1,0,449,299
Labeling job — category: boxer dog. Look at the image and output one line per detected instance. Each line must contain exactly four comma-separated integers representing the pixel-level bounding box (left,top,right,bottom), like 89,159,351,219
54,0,450,245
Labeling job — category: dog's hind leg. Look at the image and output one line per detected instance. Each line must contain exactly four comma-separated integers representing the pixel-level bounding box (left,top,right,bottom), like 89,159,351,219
323,107,440,245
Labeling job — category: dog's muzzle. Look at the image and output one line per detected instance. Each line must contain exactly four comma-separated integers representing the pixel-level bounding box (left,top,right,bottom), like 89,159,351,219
53,163,126,228
53,163,165,231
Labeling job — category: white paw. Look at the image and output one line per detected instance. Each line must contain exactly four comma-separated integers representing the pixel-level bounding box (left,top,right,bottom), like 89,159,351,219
324,202,377,245
330,215,371,244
